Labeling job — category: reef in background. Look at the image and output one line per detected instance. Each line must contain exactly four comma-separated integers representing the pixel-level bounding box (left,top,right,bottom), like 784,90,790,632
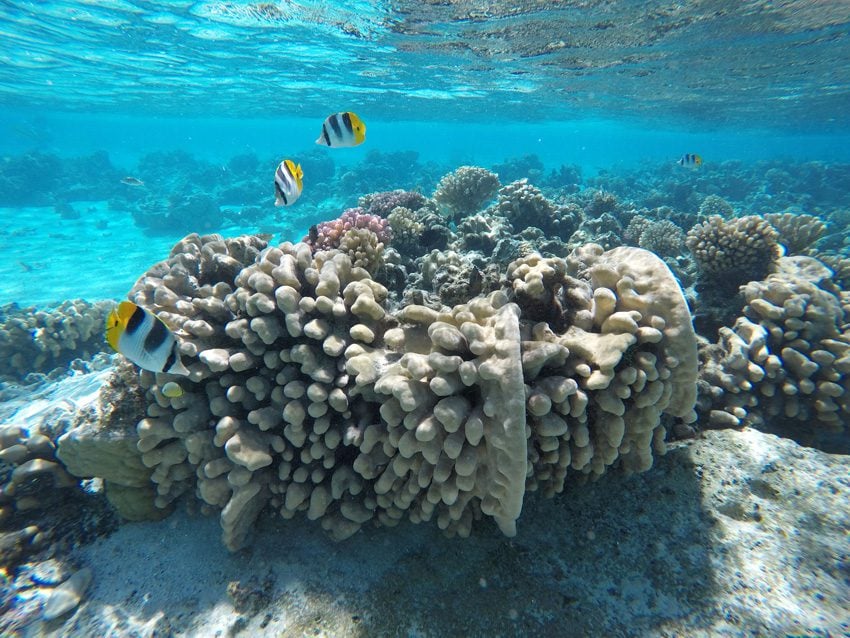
1,163,848,564
1,162,850,633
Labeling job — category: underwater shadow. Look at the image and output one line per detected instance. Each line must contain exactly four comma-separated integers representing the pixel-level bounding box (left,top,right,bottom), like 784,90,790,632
68,441,713,637
349,441,715,638
66,430,843,637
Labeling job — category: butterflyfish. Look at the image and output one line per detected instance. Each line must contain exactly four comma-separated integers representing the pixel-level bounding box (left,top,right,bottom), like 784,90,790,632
106,301,189,375
120,176,144,186
678,154,702,167
274,159,303,207
161,381,184,398
316,112,366,148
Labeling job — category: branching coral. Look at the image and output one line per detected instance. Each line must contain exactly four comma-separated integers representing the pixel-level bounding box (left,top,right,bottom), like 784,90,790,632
638,220,686,258
495,179,579,240
433,166,500,220
697,255,850,450
698,195,734,219
686,215,781,285
359,190,428,218
309,208,392,250
624,215,652,247
0,300,114,381
764,212,827,255
387,206,426,259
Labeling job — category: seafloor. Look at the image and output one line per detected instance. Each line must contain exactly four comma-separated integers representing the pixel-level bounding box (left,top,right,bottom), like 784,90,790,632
0,150,849,637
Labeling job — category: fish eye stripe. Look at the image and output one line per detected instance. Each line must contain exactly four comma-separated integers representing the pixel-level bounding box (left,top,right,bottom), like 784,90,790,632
126,306,147,335
144,317,169,351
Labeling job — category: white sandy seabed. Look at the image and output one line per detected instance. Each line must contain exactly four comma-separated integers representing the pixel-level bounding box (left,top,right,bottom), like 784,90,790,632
4,370,849,638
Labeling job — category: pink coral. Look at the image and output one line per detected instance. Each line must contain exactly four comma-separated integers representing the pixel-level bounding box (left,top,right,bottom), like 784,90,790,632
309,208,392,250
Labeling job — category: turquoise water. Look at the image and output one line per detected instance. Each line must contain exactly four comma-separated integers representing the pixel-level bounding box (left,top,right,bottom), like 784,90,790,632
0,0,847,308
0,0,846,333
2,3,850,635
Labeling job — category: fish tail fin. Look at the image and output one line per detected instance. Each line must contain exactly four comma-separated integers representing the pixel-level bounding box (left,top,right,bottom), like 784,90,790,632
169,349,190,376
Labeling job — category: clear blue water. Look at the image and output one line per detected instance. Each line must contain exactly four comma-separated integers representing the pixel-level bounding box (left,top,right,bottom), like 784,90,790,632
1,4,850,634
0,0,849,302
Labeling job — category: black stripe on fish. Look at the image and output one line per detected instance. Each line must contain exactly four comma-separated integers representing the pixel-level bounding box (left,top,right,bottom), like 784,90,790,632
276,182,288,205
342,112,353,134
144,317,169,352
126,306,146,335
329,115,342,140
322,125,331,146
163,346,177,374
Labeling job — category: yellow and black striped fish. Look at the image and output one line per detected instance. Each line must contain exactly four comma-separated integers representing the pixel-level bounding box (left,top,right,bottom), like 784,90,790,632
105,301,189,375
316,112,366,148
678,153,702,167
274,159,303,207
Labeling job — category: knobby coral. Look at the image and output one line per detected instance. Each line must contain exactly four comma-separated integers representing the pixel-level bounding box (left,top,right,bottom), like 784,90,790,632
56,234,698,550
686,215,781,285
697,255,850,448
0,300,114,381
764,212,827,255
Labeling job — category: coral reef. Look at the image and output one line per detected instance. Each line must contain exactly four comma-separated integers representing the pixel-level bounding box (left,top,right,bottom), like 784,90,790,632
0,151,122,207
338,150,438,196
433,166,500,220
584,190,620,218
624,214,652,247
358,190,428,218
764,211,827,255
453,212,512,254
309,208,392,250
132,193,226,235
697,255,850,452
698,194,734,219
0,301,114,382
407,249,501,308
387,207,426,259
494,179,579,240
589,160,850,221
492,154,544,183
686,215,781,285
0,370,120,572
59,233,697,550
638,219,685,258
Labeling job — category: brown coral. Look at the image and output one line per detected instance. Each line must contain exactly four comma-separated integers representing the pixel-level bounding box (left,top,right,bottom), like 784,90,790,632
764,212,826,255
61,235,698,550
433,166,500,220
686,215,781,283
